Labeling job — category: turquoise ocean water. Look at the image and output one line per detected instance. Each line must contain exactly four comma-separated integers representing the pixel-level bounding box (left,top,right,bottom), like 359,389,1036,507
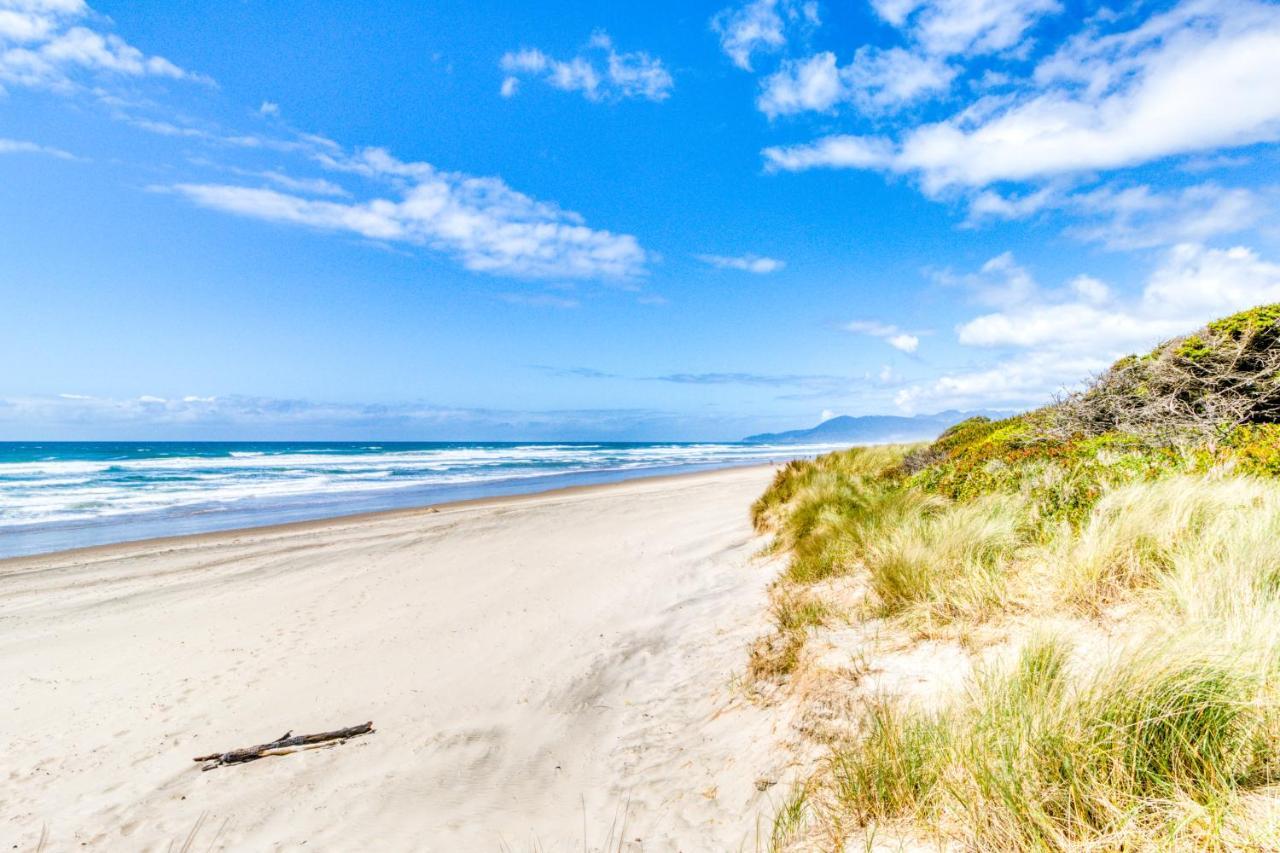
0,441,833,558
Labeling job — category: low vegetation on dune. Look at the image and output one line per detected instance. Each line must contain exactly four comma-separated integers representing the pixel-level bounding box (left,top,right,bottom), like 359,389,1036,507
751,305,1280,851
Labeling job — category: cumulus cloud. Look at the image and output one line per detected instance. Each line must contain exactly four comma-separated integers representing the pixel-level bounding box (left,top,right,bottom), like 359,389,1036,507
894,243,1280,412
845,320,922,352
764,0,1280,193
758,47,954,118
165,146,647,280
711,0,818,71
499,31,672,102
0,0,208,92
695,253,785,273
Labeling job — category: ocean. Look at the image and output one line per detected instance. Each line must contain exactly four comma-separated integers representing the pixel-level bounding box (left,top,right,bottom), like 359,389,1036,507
0,440,834,559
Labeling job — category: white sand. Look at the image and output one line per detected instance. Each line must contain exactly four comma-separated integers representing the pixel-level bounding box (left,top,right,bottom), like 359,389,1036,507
1,465,793,851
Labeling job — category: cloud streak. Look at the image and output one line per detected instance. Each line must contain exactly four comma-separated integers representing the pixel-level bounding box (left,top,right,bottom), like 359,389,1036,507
165,147,648,280
695,253,784,273
0,135,73,158
0,393,770,441
535,365,858,389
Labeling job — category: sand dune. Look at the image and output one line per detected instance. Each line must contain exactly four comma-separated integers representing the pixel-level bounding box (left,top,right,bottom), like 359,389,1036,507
1,465,793,851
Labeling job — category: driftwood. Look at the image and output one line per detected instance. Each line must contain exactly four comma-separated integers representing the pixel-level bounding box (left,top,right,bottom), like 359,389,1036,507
193,721,373,770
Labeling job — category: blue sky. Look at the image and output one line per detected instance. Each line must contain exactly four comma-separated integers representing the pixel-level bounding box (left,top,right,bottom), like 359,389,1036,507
2,0,1279,440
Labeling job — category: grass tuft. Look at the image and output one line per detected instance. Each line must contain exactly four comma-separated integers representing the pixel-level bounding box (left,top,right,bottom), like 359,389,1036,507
830,633,1280,849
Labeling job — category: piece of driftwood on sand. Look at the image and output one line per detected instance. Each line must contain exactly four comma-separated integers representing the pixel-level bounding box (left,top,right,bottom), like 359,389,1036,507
194,721,374,771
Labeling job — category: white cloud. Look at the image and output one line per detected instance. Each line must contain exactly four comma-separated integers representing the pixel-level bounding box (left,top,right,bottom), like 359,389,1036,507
765,0,1280,193
0,0,208,92
843,47,956,113
758,47,955,118
497,291,580,309
127,116,305,153
695,253,785,273
0,135,73,158
763,134,895,171
758,52,841,115
257,169,350,198
711,0,818,71
166,146,647,280
846,320,921,352
499,32,672,103
969,181,1269,250
888,333,920,353
894,349,1099,413
872,0,1062,57
1065,183,1267,250
259,100,279,116
895,243,1280,412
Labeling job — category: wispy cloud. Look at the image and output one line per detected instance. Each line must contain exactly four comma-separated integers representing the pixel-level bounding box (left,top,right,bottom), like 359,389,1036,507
163,146,648,280
652,371,841,387
871,0,1061,57
695,253,784,273
254,169,350,198
0,136,74,159
497,291,580,309
711,0,819,71
844,320,921,353
0,0,211,93
0,393,761,440
500,31,672,103
535,365,858,390
968,180,1270,250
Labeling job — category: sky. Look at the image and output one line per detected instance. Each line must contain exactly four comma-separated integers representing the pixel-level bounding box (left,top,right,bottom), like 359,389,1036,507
2,0,1279,440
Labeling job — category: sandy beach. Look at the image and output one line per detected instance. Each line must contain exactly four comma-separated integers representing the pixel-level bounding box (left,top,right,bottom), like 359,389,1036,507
1,465,791,851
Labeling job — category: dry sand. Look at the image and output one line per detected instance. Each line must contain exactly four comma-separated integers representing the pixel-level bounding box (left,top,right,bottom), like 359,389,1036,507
0,465,795,851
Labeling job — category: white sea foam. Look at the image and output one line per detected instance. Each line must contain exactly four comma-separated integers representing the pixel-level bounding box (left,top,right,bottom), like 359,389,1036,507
0,442,837,530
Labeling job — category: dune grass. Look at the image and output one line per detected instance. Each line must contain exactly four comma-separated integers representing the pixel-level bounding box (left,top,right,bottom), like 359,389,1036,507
754,440,1280,843
864,494,1028,627
756,464,1280,848
831,630,1280,849
750,306,1280,848
1053,475,1280,618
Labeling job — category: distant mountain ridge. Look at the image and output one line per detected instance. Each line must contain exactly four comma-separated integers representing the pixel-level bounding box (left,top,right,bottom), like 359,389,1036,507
743,410,1003,445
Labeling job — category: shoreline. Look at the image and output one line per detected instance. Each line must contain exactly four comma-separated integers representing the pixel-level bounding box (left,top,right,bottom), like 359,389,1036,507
1,463,791,849
0,459,782,567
